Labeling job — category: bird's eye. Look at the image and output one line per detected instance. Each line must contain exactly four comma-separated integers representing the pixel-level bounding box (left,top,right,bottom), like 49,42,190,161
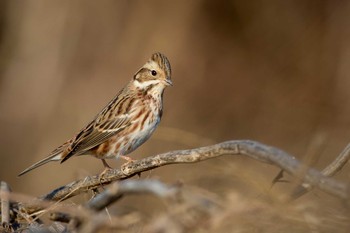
151,70,157,76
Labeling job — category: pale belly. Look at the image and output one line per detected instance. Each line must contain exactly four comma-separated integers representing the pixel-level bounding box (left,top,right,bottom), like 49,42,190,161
119,116,160,155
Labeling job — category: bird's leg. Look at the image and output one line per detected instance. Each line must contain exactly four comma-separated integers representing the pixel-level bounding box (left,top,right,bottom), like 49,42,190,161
99,159,113,183
102,159,113,170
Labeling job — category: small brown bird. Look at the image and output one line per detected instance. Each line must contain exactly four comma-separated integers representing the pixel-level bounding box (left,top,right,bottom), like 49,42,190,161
19,52,172,176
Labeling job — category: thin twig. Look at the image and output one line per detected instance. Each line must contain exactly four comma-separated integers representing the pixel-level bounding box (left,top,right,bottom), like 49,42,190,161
321,143,350,176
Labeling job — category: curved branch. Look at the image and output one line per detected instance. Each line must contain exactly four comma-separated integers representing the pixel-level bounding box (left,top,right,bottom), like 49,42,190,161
86,179,179,211
23,140,350,213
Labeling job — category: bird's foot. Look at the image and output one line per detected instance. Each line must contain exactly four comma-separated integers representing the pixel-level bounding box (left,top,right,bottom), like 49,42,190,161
120,155,137,175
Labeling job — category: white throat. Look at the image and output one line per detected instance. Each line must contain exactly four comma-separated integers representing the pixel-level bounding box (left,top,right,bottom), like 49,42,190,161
134,79,162,89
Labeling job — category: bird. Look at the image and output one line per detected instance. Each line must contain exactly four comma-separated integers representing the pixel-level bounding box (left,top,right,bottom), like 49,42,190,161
18,52,172,176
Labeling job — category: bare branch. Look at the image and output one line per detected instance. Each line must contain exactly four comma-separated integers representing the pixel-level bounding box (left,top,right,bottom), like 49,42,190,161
22,140,350,214
47,179,179,225
86,179,179,211
81,179,220,233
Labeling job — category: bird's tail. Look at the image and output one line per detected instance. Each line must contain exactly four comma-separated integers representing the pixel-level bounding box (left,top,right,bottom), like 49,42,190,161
18,152,63,176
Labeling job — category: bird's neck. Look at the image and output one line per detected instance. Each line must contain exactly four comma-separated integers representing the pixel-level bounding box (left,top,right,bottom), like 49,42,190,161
131,80,165,100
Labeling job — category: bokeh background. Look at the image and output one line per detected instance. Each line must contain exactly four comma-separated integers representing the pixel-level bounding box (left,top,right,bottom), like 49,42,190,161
1,1,350,232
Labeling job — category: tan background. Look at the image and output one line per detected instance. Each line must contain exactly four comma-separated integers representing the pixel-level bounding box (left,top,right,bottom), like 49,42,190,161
0,1,350,231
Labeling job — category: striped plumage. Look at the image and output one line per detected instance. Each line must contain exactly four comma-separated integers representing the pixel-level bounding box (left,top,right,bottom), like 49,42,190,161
19,52,172,176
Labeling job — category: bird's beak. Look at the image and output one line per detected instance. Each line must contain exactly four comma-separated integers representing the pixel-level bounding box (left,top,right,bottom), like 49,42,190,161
164,79,173,86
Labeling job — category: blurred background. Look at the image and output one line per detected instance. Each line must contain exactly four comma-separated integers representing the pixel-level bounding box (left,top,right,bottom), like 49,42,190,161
1,0,350,231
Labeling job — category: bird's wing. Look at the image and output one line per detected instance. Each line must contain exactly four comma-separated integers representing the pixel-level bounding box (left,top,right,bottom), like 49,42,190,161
60,86,139,163
61,114,131,163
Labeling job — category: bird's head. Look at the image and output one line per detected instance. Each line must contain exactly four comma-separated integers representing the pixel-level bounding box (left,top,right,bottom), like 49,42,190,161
133,52,172,91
